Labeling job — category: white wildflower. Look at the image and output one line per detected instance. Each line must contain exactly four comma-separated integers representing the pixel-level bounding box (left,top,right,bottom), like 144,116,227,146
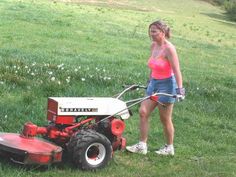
103,69,106,72
4,115,7,118
81,78,85,81
74,68,78,72
32,62,36,66
48,71,53,75
51,77,55,81
13,65,17,69
25,66,28,69
31,72,35,76
0,81,4,85
66,78,70,83
57,81,61,85
57,63,64,68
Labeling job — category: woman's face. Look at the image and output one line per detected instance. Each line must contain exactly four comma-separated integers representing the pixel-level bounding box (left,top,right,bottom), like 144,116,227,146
149,25,164,42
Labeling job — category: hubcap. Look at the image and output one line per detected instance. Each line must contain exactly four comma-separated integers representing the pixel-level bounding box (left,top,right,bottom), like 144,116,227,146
85,143,106,166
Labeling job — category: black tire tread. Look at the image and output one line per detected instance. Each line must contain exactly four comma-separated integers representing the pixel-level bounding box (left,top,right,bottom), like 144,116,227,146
72,130,112,170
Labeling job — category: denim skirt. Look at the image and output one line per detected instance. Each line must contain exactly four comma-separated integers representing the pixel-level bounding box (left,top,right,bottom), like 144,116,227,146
146,76,177,103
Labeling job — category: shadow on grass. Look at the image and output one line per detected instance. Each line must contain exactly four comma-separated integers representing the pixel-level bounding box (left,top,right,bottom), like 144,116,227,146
201,12,236,27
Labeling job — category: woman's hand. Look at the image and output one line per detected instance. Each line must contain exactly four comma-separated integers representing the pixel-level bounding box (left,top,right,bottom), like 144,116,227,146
176,88,185,101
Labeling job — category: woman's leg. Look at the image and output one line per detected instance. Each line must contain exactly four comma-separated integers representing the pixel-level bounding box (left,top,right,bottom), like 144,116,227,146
139,99,157,143
126,99,157,154
157,103,174,145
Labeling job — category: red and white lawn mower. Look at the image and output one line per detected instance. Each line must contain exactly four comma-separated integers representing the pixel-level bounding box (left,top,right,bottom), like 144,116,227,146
0,85,180,170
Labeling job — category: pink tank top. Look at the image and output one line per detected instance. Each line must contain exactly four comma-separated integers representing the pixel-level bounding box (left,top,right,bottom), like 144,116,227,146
148,57,173,79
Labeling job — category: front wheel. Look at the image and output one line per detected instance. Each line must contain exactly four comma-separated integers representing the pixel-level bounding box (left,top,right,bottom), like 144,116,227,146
72,130,112,170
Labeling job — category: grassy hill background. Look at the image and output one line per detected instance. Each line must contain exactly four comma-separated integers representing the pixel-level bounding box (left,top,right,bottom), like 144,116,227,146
0,0,235,176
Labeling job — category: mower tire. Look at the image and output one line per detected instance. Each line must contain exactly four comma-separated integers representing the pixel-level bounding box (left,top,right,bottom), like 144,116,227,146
67,130,89,158
71,130,112,170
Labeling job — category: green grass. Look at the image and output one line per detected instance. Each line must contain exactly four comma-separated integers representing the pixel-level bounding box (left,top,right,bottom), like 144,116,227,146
0,0,236,176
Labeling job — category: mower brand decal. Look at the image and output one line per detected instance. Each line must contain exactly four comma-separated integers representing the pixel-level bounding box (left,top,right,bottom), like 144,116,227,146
59,107,98,112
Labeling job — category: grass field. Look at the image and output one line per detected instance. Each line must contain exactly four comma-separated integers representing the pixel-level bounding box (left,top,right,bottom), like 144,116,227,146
0,0,236,176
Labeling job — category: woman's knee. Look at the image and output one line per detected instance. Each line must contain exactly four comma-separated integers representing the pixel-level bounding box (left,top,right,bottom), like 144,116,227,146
139,107,149,119
139,100,156,120
158,104,173,123
160,116,173,127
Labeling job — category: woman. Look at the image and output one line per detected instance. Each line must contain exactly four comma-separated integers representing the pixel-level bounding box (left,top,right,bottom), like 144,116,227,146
126,20,185,156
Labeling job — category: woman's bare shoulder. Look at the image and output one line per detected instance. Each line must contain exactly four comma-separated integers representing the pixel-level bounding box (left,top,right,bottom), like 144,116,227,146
165,41,175,50
165,41,176,54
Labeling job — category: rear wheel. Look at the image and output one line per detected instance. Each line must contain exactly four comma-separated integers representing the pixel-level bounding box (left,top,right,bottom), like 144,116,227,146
72,130,112,170
67,130,88,158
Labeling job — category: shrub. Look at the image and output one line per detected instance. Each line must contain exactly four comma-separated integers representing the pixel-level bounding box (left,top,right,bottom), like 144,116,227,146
213,0,226,5
224,0,236,21
201,0,225,5
201,0,236,21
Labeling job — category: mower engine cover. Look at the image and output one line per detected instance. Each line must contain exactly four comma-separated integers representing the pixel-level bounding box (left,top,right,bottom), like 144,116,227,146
47,97,130,124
